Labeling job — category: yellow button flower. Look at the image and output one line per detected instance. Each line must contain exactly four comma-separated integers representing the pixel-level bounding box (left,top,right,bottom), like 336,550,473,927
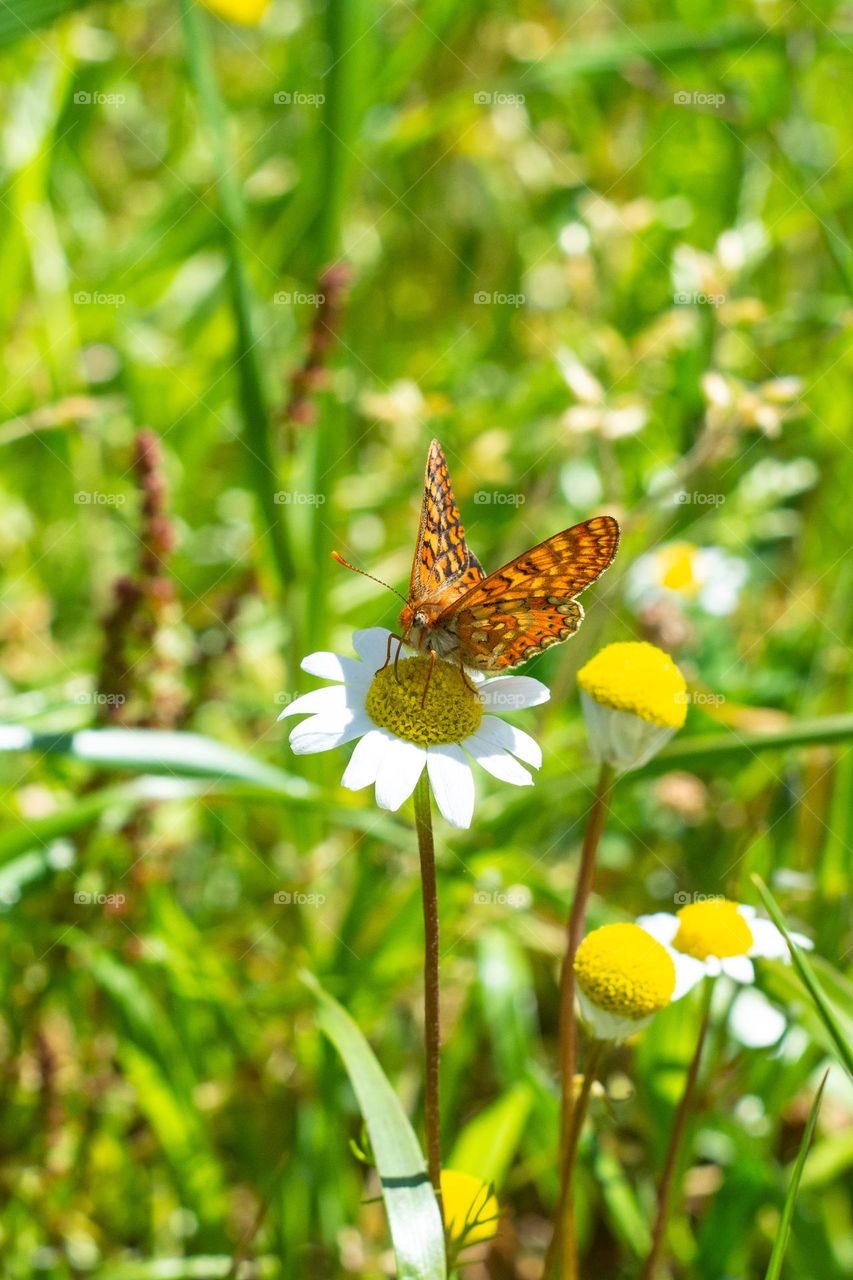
638,898,813,996
440,1169,499,1247
201,0,270,25
574,922,676,1041
577,642,687,773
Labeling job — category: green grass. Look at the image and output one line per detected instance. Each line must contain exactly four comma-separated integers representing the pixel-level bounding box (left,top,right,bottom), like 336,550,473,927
1,0,851,1277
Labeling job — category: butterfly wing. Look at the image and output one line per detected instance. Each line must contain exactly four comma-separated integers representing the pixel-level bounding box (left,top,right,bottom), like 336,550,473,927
409,439,485,605
442,516,619,670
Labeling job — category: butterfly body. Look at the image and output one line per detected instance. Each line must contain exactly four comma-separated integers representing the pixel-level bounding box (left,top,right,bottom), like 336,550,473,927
396,441,620,674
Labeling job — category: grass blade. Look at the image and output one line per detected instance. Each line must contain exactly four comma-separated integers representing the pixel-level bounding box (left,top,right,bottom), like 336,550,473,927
303,972,447,1280
752,875,853,1077
0,724,312,797
763,1070,829,1280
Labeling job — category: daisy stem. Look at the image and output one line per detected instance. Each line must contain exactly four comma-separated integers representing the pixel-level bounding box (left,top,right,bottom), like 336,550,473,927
553,760,614,1279
640,977,714,1280
544,1040,607,1278
413,770,443,1205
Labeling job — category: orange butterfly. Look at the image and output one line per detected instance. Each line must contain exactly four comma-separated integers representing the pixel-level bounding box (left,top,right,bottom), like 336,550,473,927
334,440,620,685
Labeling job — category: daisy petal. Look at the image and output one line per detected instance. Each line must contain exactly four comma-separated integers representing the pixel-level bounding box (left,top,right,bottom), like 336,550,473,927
479,676,550,712
721,955,755,984
637,912,680,946
427,744,475,829
301,651,364,683
464,741,532,786
352,628,399,671
278,685,349,720
747,917,812,960
374,738,427,811
670,950,707,999
289,710,370,755
341,729,393,790
470,715,542,768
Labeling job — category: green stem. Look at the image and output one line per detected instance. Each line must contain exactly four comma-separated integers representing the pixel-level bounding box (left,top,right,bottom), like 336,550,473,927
413,770,443,1203
545,1040,607,1279
552,761,614,1279
640,979,714,1280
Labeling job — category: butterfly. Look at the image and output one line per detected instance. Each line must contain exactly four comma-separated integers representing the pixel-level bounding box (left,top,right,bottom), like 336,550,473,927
334,440,620,687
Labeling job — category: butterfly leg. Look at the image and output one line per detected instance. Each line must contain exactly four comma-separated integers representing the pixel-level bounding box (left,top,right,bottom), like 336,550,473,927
458,657,478,695
393,636,405,684
419,648,437,708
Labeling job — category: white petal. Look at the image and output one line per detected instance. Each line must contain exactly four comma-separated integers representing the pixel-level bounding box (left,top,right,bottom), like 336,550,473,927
301,651,364,683
278,685,351,720
637,912,680,946
670,950,708,1000
576,986,656,1041
427,744,475,829
478,676,550,713
341,728,393,790
470,715,542,768
721,955,755,984
747,917,812,960
352,627,399,671
374,738,427,811
729,988,787,1048
464,740,532,786
289,709,370,755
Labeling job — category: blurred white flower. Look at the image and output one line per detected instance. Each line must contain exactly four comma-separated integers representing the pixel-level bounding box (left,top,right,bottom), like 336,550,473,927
702,371,804,439
558,348,647,439
628,542,748,617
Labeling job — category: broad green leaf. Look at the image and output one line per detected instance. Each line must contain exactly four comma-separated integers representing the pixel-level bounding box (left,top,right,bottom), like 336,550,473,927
98,1260,278,1280
764,1070,829,1280
752,876,853,1077
475,928,538,1084
642,714,853,773
0,724,311,797
593,1143,652,1258
303,972,446,1280
448,1081,534,1188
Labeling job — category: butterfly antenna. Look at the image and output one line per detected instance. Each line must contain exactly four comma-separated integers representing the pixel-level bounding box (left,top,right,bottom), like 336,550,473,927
331,551,407,604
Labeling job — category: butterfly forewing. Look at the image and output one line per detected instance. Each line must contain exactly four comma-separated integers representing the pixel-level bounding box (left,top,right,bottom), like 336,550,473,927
410,439,485,606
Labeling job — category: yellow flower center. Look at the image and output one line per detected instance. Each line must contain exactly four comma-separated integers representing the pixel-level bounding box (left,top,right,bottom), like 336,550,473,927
577,641,687,730
440,1169,499,1246
365,657,483,747
673,899,753,960
574,923,675,1019
658,543,700,594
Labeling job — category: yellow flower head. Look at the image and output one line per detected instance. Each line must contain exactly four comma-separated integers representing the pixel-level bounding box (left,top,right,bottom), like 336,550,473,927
657,542,701,595
440,1169,499,1246
674,898,753,960
201,0,270,25
577,642,687,730
366,657,483,747
575,923,675,1040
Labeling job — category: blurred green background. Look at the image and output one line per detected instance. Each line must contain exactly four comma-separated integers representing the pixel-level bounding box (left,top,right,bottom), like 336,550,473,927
1,0,851,1276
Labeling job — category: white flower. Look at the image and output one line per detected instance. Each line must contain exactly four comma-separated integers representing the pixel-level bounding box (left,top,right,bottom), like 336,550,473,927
638,899,812,999
279,628,549,829
628,542,748,617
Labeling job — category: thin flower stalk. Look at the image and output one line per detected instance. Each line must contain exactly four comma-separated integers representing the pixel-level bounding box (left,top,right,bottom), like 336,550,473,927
413,770,443,1201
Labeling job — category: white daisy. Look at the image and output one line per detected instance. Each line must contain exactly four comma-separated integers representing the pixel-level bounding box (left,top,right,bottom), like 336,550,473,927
573,922,678,1042
628,543,748,618
638,898,812,999
279,627,549,829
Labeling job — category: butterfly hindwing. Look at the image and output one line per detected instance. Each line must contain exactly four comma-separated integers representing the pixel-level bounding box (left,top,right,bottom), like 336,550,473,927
454,598,585,670
410,439,485,605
